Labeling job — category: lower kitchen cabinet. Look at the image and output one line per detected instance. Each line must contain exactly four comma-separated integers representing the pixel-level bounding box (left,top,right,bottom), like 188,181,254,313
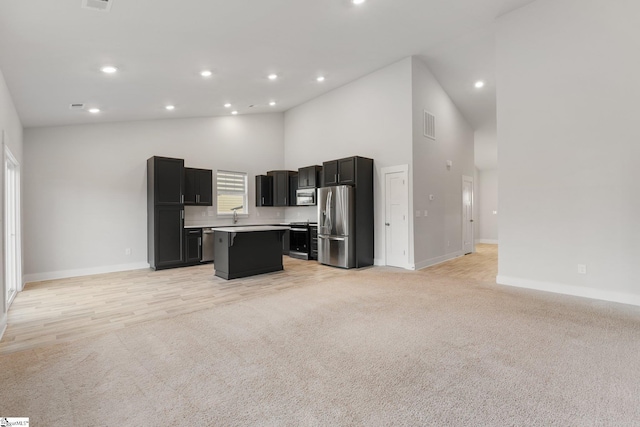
184,228,202,265
151,205,185,269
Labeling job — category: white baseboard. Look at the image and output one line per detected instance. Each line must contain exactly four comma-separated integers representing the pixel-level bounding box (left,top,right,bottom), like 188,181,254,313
414,251,463,271
24,262,151,284
477,239,498,244
496,275,640,308
374,258,385,266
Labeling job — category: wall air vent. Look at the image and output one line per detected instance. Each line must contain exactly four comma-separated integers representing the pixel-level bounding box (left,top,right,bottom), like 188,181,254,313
69,103,85,110
424,110,436,140
81,0,113,12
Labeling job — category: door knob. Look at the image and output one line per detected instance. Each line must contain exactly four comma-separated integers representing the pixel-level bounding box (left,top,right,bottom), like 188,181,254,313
385,222,390,226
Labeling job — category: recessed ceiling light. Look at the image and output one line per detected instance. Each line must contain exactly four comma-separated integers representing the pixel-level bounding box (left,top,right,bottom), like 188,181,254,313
316,76,325,82
352,0,366,4
269,101,276,106
475,81,485,89
100,66,118,74
165,105,175,111
268,74,278,80
200,70,212,77
231,110,238,115
88,108,100,114
224,103,232,108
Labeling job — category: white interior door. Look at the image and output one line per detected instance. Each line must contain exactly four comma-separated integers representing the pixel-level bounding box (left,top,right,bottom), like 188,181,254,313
4,140,21,309
462,175,474,254
385,169,409,268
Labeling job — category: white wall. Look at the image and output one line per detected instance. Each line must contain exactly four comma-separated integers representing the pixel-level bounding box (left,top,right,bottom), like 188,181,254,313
24,114,284,281
496,0,640,305
477,169,498,243
283,58,414,264
0,68,24,335
411,57,474,268
474,123,497,171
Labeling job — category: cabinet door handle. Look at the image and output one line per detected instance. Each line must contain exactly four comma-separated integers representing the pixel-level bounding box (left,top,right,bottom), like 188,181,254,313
262,197,265,205
284,197,287,205
181,210,184,220
196,194,199,203
338,174,340,182
181,194,184,204
334,174,337,183
198,237,201,246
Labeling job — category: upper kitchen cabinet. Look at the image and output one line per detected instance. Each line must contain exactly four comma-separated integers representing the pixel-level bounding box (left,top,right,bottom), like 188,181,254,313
255,175,273,206
322,156,369,187
289,172,298,206
184,168,213,206
267,170,295,206
298,165,322,189
148,156,184,205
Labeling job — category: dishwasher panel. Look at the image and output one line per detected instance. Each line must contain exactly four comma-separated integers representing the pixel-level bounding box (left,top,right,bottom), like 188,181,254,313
202,228,215,262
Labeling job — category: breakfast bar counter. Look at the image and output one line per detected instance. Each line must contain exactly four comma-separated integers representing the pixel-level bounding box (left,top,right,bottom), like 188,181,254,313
211,226,290,280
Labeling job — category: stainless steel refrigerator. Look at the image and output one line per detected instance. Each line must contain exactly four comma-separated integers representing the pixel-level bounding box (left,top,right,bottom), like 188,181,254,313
317,185,355,268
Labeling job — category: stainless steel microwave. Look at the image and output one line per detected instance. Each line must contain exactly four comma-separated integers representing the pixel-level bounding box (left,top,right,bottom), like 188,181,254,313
296,189,317,206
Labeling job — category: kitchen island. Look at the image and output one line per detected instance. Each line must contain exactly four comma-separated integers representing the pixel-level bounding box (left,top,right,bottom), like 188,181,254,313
211,225,290,280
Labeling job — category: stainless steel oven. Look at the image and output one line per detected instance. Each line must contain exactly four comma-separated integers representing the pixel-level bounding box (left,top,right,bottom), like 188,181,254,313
289,223,310,260
296,189,316,206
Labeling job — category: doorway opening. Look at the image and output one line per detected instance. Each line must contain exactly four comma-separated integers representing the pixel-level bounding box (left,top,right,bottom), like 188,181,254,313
4,136,21,310
462,175,474,255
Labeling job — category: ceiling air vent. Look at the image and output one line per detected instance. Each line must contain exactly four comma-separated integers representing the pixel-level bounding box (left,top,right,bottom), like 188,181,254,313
69,103,85,110
81,0,113,12
424,110,436,140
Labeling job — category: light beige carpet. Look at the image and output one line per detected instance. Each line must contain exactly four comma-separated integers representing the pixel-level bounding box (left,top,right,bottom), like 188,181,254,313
1,268,640,426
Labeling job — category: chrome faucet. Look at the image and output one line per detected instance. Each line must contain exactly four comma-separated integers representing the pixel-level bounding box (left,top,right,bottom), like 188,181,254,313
231,205,243,224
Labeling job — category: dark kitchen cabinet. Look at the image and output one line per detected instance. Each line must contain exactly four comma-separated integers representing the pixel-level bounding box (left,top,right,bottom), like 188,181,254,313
267,170,295,207
184,168,212,206
289,173,298,206
151,156,184,205
255,175,273,206
322,157,356,186
153,205,184,268
148,156,185,270
184,228,202,265
298,165,322,189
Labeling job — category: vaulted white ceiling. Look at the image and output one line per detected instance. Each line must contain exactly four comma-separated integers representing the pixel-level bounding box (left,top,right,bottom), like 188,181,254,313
0,0,537,169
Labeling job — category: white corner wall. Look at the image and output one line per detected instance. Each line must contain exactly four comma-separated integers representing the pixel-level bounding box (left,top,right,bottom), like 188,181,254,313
24,114,284,282
411,57,474,269
496,0,640,305
283,58,414,264
0,68,24,335
477,169,498,244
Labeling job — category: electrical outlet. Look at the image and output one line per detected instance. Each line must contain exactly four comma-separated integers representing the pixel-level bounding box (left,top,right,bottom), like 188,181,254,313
578,264,587,274
125,248,131,255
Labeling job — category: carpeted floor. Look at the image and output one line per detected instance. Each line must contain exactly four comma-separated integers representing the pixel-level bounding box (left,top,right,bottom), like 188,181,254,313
1,262,640,425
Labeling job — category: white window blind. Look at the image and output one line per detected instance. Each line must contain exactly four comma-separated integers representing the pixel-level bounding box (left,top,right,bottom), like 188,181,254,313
216,170,248,215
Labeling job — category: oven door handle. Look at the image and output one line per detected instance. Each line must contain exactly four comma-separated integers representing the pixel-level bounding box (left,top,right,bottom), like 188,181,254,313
290,228,308,232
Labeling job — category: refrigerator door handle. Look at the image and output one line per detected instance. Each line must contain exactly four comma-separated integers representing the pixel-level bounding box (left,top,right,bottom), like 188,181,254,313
327,236,345,241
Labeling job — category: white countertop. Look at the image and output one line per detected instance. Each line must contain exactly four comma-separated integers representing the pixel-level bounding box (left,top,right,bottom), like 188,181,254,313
210,225,291,233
